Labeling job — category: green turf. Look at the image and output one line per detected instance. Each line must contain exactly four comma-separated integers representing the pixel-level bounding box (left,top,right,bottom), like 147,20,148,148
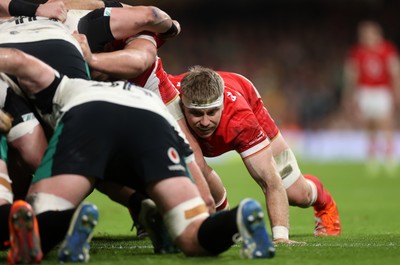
2,159,400,264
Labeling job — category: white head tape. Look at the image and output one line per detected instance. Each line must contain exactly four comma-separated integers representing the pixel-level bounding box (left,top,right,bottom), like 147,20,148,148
181,94,224,109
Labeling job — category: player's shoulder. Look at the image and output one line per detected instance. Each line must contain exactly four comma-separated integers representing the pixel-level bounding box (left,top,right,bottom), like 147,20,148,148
218,71,243,80
218,71,254,87
167,73,186,90
382,40,398,53
222,87,251,118
348,44,363,56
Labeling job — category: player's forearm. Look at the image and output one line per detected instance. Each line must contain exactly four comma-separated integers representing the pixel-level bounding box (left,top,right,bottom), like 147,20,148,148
62,0,104,10
1,0,42,17
204,168,229,210
244,150,290,240
108,6,177,40
0,48,27,76
181,126,228,208
63,0,131,9
138,6,175,34
264,178,290,239
0,48,54,94
187,160,216,214
1,0,67,22
0,0,11,17
89,48,154,80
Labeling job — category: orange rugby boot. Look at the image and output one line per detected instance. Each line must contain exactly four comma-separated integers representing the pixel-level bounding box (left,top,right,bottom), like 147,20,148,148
314,199,341,236
7,200,43,265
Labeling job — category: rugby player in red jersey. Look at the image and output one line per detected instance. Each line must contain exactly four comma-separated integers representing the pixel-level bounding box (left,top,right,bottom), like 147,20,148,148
168,66,341,239
344,20,400,176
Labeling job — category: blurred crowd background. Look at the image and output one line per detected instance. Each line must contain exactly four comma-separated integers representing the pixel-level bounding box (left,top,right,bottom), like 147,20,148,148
125,0,400,132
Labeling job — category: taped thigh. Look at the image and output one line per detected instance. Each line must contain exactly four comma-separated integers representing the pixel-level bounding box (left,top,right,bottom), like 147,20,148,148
163,197,209,240
26,192,75,215
0,173,13,203
7,119,39,142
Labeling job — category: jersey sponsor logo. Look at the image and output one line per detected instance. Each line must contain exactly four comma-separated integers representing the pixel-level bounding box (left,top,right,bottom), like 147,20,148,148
168,164,186,172
104,7,112,17
167,148,186,172
167,147,180,164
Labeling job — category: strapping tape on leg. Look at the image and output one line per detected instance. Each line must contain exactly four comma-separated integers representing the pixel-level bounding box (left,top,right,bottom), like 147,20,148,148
274,148,301,189
164,197,209,240
0,172,13,203
27,192,75,215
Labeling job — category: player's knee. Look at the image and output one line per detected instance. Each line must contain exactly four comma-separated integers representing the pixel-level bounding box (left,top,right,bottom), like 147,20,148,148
163,197,209,254
176,232,205,256
287,177,315,208
288,192,313,208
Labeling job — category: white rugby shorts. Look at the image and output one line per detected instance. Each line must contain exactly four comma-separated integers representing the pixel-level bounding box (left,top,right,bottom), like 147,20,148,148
356,87,394,119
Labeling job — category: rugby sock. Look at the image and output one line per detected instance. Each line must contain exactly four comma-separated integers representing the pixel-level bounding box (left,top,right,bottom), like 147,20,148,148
128,191,148,223
0,204,11,249
368,137,378,159
385,137,394,159
215,188,230,212
304,174,333,211
197,207,238,255
36,209,75,255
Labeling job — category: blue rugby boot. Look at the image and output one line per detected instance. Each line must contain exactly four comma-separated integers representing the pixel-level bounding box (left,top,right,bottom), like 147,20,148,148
58,203,99,263
237,198,275,259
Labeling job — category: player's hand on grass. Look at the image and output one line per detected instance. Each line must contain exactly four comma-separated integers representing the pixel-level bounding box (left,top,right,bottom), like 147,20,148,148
273,238,306,244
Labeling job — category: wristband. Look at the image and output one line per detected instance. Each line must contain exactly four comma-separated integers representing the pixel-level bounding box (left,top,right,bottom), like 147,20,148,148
158,23,178,38
272,226,289,240
102,0,123,7
9,0,40,16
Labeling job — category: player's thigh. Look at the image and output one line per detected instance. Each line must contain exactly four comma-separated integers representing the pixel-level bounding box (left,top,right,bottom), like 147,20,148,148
3,88,47,170
146,177,201,214
28,174,95,207
8,122,47,169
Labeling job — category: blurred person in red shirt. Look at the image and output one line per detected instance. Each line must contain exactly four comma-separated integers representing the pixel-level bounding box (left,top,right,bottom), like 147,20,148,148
344,20,400,176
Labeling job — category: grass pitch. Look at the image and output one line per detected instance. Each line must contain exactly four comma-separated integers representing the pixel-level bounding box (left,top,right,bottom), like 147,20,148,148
1,157,399,264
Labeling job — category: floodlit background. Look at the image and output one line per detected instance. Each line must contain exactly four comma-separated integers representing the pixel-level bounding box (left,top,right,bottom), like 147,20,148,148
123,0,400,161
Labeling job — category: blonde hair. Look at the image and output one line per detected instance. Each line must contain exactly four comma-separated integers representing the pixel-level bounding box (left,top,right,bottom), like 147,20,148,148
180,66,224,105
